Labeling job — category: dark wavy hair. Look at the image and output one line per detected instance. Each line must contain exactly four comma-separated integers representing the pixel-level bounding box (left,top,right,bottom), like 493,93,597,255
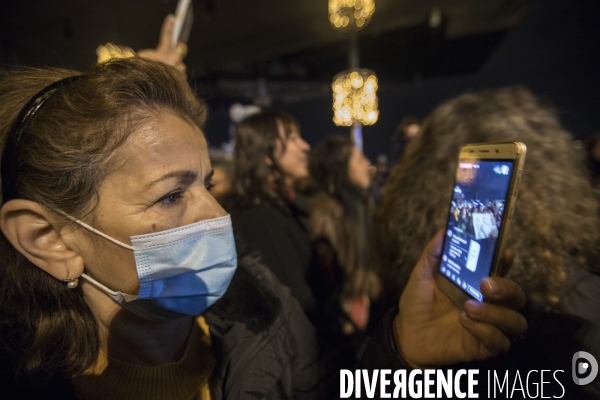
309,135,381,300
227,111,299,212
374,86,600,309
309,135,355,194
0,58,207,380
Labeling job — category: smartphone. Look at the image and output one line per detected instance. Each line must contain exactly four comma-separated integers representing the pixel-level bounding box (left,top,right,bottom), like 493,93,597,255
171,0,194,48
435,142,526,307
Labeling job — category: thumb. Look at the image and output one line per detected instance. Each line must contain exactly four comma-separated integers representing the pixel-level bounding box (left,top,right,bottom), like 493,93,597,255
412,230,445,280
157,14,176,51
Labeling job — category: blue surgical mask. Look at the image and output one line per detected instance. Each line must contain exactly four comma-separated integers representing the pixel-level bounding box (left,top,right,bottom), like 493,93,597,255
70,215,237,322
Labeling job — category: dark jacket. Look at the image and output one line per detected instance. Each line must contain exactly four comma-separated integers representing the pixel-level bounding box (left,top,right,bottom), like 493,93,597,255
308,186,380,303
231,194,378,375
205,256,325,399
0,257,330,400
229,197,319,321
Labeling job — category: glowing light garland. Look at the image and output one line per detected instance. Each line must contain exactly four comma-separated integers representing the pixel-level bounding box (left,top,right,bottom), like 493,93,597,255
328,0,375,31
332,69,379,126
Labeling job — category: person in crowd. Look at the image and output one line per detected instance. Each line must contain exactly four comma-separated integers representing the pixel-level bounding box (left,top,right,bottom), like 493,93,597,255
0,58,323,399
390,115,420,164
374,86,600,398
225,111,320,319
0,58,528,399
585,132,600,190
208,156,232,204
371,154,390,190
308,135,380,333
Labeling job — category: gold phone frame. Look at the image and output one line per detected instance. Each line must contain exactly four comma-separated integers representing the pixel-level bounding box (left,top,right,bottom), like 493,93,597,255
435,142,527,308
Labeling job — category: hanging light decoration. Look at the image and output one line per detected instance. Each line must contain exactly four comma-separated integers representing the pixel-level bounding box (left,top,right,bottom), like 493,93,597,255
332,69,379,126
328,0,375,31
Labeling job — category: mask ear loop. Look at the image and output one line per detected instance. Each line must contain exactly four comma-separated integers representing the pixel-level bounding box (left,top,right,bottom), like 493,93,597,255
60,213,136,297
61,213,134,250
79,273,120,296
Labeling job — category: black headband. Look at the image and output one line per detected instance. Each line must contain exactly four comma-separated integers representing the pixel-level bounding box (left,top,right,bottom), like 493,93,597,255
1,75,81,205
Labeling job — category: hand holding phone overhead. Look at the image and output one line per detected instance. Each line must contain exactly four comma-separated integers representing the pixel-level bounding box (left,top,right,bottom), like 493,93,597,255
138,14,187,74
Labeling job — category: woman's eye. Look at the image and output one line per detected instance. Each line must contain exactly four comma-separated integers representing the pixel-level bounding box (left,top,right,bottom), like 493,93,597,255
205,181,215,191
157,192,182,206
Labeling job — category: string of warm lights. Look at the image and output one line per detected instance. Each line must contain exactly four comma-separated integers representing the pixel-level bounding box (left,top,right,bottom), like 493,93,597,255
328,0,375,31
332,69,379,126
329,0,378,141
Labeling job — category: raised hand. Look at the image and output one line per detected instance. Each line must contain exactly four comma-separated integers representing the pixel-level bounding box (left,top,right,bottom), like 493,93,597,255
394,230,527,368
138,15,187,75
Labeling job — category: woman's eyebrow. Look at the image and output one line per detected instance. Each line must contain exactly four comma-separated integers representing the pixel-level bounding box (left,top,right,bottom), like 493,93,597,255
143,170,197,190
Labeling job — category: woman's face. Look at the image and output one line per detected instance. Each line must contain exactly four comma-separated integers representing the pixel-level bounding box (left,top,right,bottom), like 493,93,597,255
347,146,371,189
272,120,310,186
78,113,225,295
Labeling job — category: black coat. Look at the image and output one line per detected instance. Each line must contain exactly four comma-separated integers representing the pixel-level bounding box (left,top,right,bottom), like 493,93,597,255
230,199,319,321
205,256,325,399
0,257,329,399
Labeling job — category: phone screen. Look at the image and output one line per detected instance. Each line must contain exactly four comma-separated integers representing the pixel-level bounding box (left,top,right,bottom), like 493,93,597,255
439,160,513,301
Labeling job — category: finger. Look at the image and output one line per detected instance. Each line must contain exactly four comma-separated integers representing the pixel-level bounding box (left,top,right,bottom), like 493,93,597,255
499,248,514,277
412,229,445,279
480,277,527,309
175,43,188,59
459,313,511,358
464,300,528,338
157,14,176,51
175,61,187,75
136,49,153,59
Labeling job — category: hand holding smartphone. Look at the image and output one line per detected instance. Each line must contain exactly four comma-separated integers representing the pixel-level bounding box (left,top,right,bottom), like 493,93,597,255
435,142,526,307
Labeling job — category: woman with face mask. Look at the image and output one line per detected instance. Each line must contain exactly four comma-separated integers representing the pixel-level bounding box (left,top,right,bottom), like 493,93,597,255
0,60,320,399
0,59,528,399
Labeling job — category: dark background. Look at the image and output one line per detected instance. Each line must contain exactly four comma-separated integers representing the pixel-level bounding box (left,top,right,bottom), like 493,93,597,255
1,0,599,160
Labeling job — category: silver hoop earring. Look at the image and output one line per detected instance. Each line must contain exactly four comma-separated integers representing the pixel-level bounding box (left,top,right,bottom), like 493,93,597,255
63,278,79,289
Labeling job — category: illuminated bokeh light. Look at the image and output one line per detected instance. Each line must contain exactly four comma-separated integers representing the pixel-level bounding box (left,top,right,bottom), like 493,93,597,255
328,0,375,31
332,69,379,126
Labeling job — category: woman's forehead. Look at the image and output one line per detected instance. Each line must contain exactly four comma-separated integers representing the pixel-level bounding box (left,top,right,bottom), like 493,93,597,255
114,114,208,172
284,122,299,134
275,121,299,143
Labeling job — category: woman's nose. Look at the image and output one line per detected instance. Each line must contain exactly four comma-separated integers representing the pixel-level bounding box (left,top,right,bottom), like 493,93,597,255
300,138,310,151
189,186,228,224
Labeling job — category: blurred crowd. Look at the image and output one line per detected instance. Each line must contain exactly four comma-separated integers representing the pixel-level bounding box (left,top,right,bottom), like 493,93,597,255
212,86,600,397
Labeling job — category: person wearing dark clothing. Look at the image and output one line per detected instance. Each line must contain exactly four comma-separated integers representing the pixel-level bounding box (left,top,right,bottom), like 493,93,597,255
1,257,324,399
308,136,381,339
0,61,528,400
230,196,319,320
225,111,318,318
